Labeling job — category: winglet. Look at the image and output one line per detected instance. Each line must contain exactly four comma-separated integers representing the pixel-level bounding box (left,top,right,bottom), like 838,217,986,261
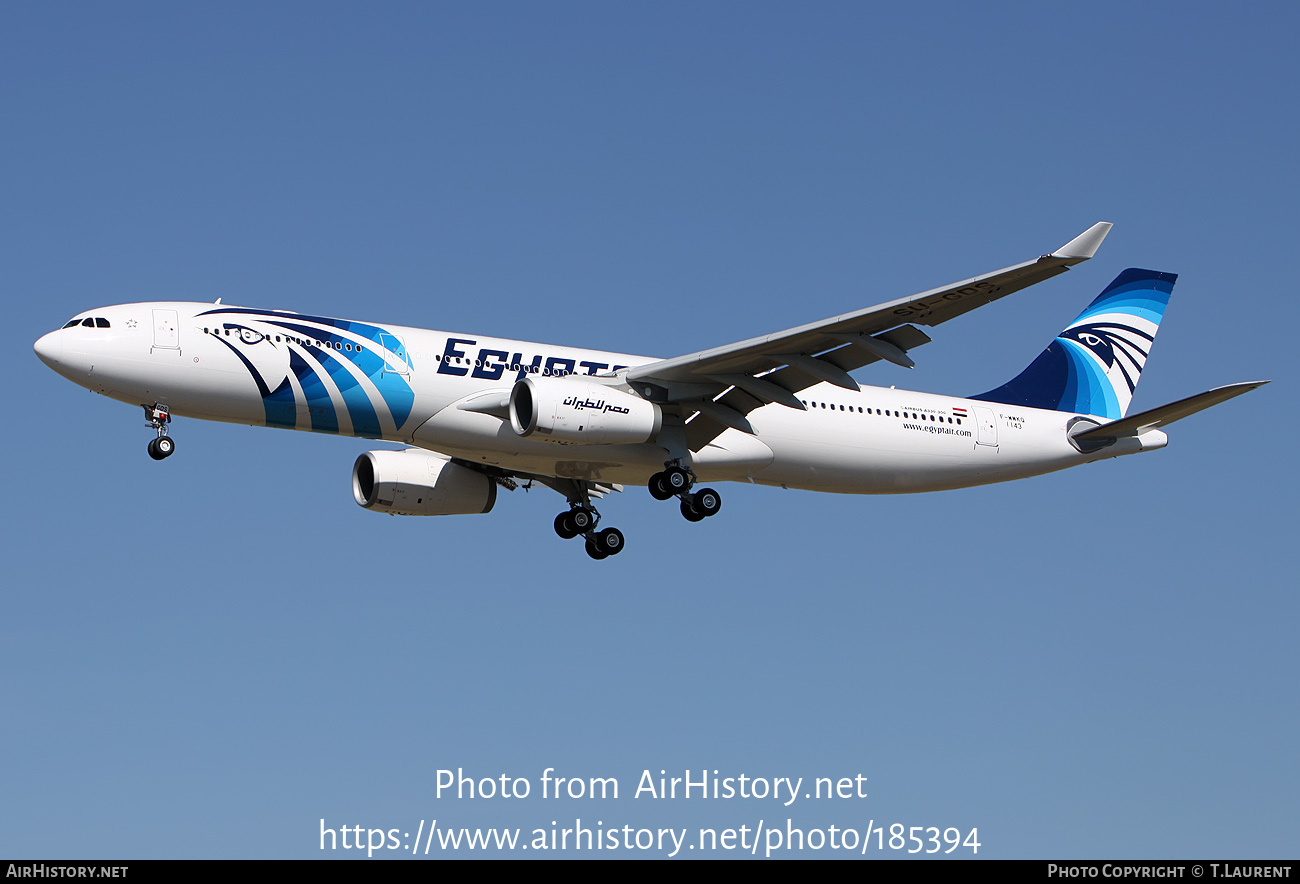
1052,222,1113,260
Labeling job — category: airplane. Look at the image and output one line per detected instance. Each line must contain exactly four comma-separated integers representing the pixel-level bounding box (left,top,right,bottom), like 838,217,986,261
32,222,1266,559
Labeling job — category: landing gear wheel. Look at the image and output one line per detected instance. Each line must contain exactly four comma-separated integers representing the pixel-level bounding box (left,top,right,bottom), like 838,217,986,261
585,537,610,560
595,527,625,556
663,466,691,493
648,472,674,501
691,487,721,518
569,508,595,532
143,403,174,460
554,512,579,540
680,498,707,522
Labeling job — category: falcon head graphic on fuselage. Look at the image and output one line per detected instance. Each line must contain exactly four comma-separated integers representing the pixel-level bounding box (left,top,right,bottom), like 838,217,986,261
208,320,292,400
199,307,415,437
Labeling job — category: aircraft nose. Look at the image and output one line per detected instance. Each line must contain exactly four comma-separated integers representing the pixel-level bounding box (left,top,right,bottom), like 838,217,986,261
33,331,62,367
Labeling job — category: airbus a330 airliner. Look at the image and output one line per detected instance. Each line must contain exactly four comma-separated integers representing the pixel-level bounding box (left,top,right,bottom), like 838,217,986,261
33,223,1265,559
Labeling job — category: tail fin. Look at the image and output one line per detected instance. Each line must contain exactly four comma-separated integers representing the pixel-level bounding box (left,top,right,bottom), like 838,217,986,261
970,268,1176,419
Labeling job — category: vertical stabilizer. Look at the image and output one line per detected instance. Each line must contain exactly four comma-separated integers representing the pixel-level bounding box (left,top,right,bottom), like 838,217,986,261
970,268,1176,420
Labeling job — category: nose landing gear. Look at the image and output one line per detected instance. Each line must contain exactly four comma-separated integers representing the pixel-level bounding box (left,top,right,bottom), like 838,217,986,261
143,403,175,460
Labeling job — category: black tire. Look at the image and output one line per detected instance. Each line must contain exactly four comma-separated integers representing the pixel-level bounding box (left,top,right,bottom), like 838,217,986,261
554,512,579,540
570,508,595,532
596,527,625,555
585,538,609,560
664,467,691,492
680,498,706,522
692,487,721,518
648,472,674,501
147,438,165,461
155,436,175,458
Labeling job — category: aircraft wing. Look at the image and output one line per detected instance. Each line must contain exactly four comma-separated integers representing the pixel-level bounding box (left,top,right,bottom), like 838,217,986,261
624,222,1113,448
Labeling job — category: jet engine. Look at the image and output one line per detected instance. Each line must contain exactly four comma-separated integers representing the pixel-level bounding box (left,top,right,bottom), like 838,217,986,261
352,448,496,516
509,376,662,444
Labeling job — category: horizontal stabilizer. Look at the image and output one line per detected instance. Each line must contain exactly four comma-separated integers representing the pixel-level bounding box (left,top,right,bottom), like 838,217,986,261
1070,381,1268,442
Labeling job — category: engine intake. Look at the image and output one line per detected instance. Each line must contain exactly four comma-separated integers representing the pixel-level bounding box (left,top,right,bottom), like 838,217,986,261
352,448,496,516
509,376,662,445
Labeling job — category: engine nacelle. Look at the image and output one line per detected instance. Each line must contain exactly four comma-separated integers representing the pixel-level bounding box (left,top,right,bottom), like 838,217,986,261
352,448,496,516
509,376,662,445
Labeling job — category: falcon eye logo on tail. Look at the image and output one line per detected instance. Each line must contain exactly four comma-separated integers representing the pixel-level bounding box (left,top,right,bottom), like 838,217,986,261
971,268,1175,420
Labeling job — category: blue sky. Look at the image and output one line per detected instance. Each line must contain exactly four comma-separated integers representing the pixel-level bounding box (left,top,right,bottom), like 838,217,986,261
3,2,1295,859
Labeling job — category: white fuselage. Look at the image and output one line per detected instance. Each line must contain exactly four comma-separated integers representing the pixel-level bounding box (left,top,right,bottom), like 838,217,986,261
34,301,1161,493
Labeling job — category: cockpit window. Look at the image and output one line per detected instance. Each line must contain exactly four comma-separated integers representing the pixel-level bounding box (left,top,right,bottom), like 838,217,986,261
61,317,112,329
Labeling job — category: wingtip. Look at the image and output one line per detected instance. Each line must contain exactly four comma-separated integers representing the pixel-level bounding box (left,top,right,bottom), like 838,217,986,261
1219,380,1270,393
1053,221,1113,260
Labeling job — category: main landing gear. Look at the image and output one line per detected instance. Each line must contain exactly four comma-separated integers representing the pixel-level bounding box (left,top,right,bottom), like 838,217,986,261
539,462,718,562
143,403,176,461
552,486,626,560
649,463,722,523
